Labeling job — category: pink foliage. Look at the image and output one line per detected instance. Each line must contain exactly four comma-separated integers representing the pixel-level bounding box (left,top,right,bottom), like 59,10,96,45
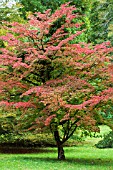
0,2,113,132
45,114,56,126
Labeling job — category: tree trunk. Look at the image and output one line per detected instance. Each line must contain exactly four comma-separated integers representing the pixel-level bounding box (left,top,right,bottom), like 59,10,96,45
54,130,65,160
57,144,65,160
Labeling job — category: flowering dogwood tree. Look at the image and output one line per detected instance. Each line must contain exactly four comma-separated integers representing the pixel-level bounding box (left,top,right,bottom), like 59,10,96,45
0,3,113,159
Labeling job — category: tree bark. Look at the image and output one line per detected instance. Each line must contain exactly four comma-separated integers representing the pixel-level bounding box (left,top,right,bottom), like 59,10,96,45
54,130,65,160
57,144,65,160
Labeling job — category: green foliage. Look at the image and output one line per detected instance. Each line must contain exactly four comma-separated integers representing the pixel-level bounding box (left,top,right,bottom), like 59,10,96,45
0,110,18,135
18,0,69,14
17,0,98,43
0,1,25,23
0,109,82,147
0,131,81,147
95,131,113,148
98,0,113,44
0,132,55,147
17,0,113,44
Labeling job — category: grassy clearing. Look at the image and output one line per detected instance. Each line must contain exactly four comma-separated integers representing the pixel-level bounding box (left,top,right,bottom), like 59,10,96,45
0,146,113,170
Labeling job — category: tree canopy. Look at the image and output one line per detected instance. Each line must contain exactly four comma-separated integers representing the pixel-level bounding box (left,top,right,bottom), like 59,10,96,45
16,0,107,43
0,3,113,160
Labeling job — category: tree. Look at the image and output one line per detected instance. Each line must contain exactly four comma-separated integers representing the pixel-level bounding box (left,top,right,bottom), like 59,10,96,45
0,3,113,160
0,0,25,23
17,0,68,14
17,0,103,43
96,0,113,44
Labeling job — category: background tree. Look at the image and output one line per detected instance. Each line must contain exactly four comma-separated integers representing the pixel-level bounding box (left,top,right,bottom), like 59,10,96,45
0,3,113,160
0,0,25,23
17,0,105,44
17,0,68,14
96,0,113,44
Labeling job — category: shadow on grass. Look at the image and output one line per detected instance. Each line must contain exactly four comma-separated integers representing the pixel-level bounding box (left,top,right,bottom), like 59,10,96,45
0,147,54,154
19,156,113,167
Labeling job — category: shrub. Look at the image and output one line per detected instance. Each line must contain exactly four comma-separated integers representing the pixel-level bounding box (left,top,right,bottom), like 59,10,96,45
95,131,113,148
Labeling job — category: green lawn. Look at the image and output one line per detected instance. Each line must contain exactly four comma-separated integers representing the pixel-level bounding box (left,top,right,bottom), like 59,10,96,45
0,125,112,170
0,146,113,170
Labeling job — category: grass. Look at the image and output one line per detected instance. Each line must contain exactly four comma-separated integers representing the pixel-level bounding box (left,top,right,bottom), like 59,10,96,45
0,125,112,170
0,146,113,170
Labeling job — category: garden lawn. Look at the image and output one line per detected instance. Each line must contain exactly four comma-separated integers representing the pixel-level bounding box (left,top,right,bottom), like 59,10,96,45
0,146,113,170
